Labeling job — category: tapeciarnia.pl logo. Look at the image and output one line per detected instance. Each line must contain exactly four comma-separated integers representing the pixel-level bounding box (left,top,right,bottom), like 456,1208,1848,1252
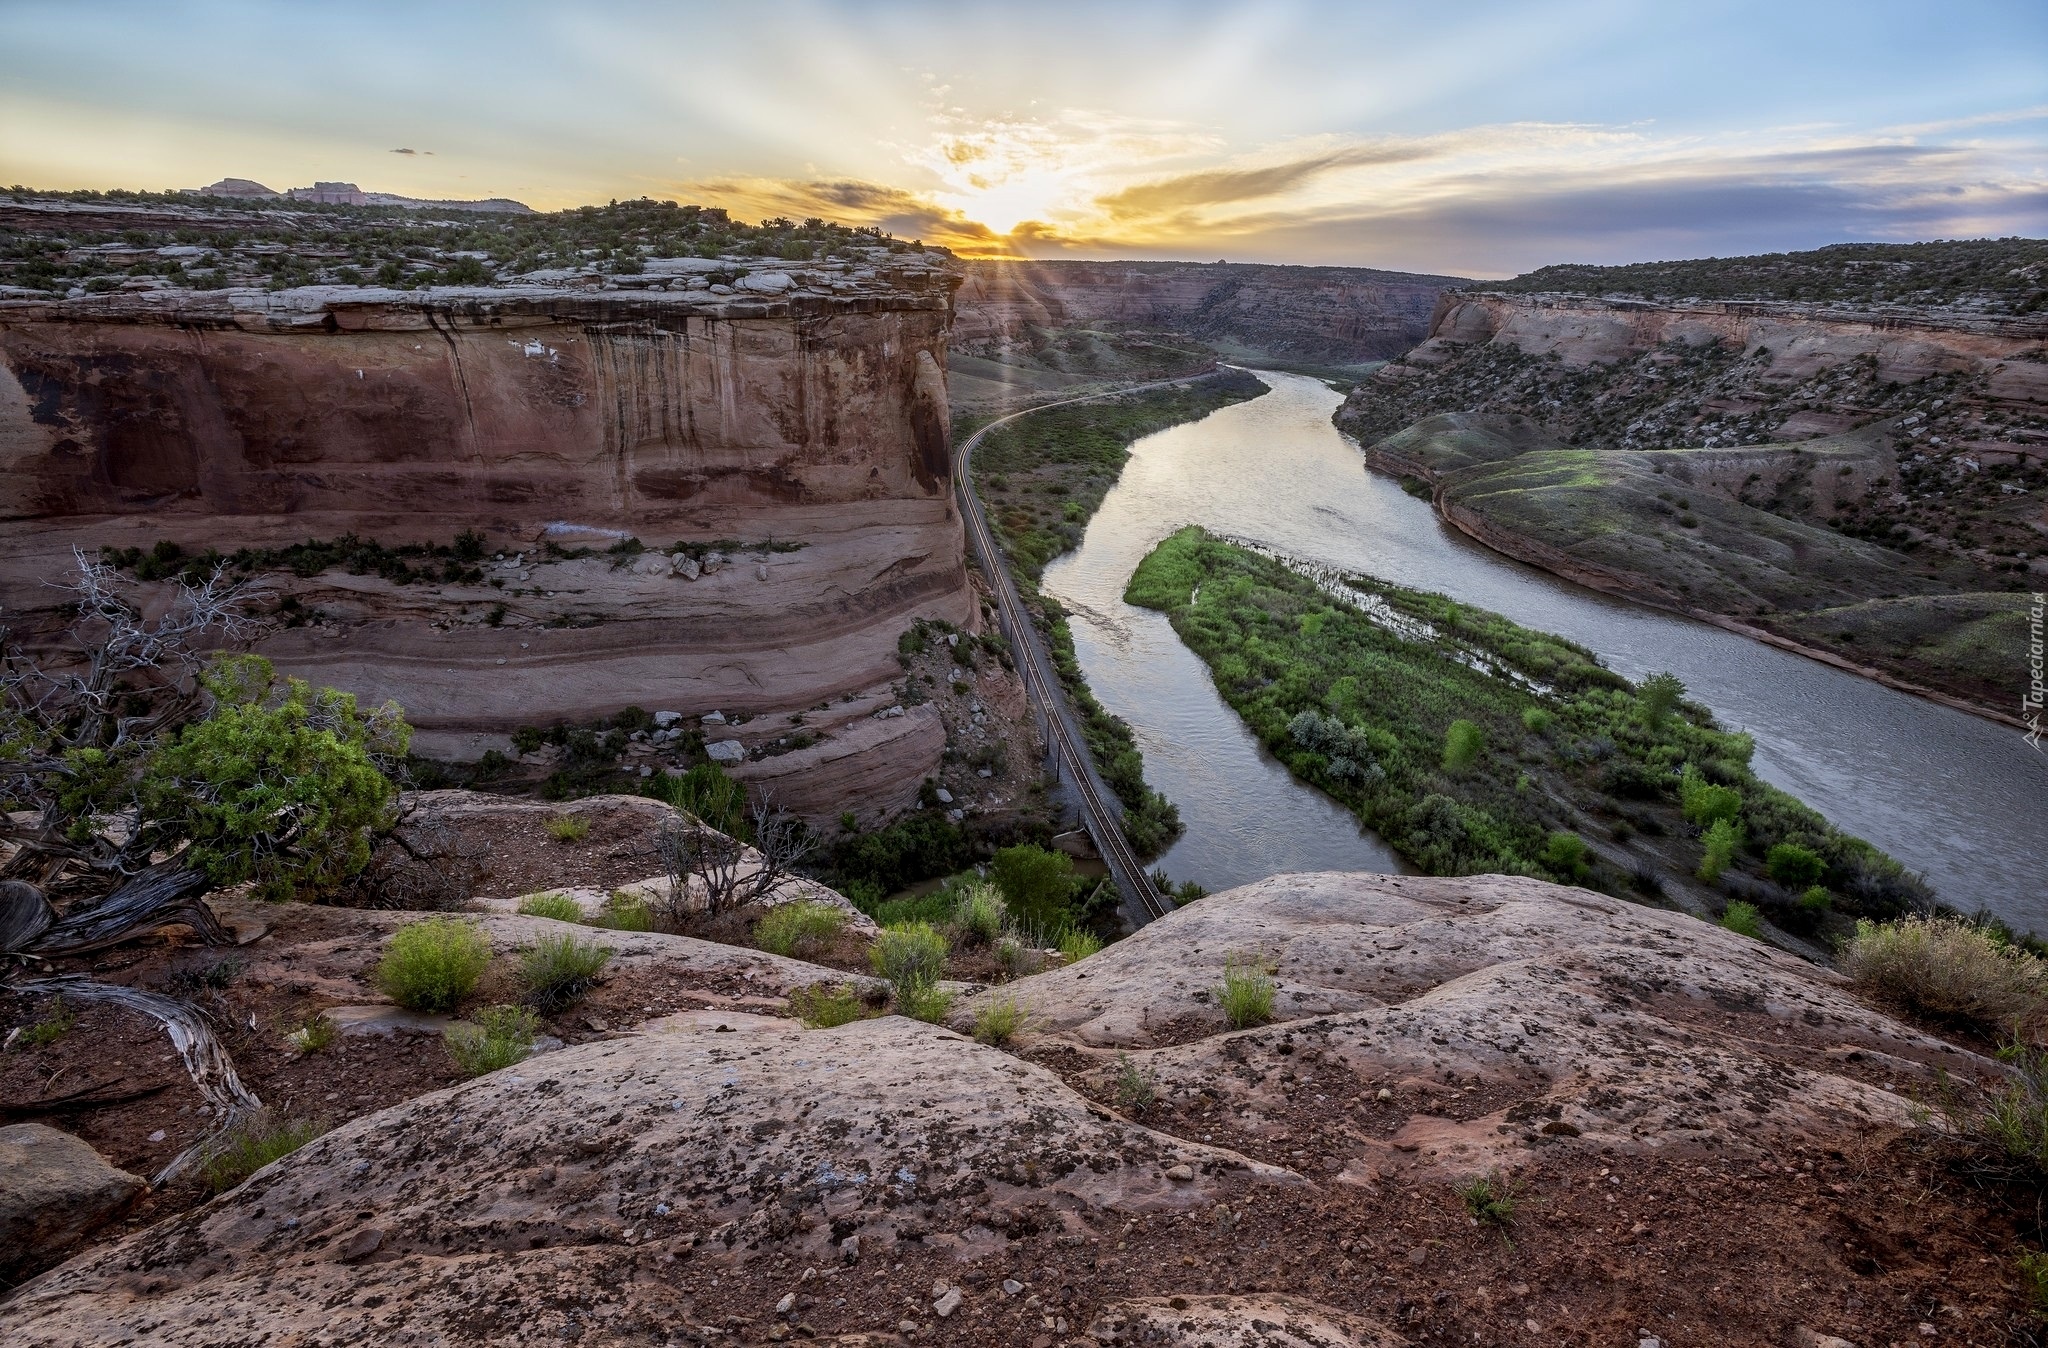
2026,591,2045,750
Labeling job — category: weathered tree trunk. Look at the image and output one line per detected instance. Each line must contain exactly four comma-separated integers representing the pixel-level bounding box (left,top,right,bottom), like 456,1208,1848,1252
14,974,264,1185
20,862,227,958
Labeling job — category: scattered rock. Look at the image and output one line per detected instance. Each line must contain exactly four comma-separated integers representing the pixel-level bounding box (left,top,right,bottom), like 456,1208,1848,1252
934,787,954,805
1091,1294,1406,1346
0,1123,145,1281
706,739,747,764
932,1287,961,1318
324,1005,453,1039
670,553,700,581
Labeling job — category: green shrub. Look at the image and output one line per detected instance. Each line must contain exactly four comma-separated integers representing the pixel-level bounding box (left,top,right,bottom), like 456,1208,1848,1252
752,900,846,956
1441,719,1484,772
1457,1171,1517,1227
869,921,948,992
1766,843,1826,888
517,891,582,921
545,815,590,843
953,883,1006,947
519,933,613,1012
1679,765,1742,826
1799,885,1832,913
1058,926,1104,963
789,983,870,1028
286,1012,336,1054
651,762,751,838
377,918,491,1012
1842,916,2045,1030
896,982,955,1023
1520,707,1554,734
2017,1248,2048,1320
202,1115,326,1193
1539,831,1591,882
1697,817,1742,882
990,844,1077,932
444,1004,539,1076
590,889,654,931
1217,953,1276,1029
1113,1052,1156,1115
1637,671,1685,728
1719,901,1765,939
972,995,1028,1045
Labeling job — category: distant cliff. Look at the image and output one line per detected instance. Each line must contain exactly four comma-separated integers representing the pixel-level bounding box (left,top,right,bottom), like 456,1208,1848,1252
954,259,1467,364
0,266,973,818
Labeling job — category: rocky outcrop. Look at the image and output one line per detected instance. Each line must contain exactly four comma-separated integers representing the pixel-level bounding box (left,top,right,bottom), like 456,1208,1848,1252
954,261,1466,364
1,870,2023,1344
0,276,974,796
0,1123,144,1283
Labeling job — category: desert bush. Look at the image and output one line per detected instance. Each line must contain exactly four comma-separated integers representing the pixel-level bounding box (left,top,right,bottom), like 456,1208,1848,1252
1697,817,1742,882
545,814,590,843
753,900,847,957
1113,1052,1156,1115
1719,901,1765,939
519,933,612,1012
1540,831,1591,882
517,891,582,922
1680,765,1742,826
377,918,491,1012
1217,953,1276,1029
789,983,870,1028
286,1012,336,1054
1520,706,1554,734
444,1004,539,1076
990,844,1078,932
972,995,1028,1045
1766,842,1826,888
1637,671,1685,728
1842,916,2045,1030
953,883,1006,947
870,921,948,992
1442,719,1485,772
202,1115,326,1193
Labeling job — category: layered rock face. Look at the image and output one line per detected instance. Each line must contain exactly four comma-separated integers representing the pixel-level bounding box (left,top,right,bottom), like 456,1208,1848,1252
954,260,1466,364
0,278,973,810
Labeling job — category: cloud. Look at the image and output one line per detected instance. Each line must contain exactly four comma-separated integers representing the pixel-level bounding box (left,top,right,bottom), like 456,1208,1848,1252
1097,141,1439,219
389,147,433,155
678,175,1011,253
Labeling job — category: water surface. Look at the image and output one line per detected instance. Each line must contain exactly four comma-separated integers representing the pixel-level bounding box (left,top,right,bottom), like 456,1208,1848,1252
1041,371,2048,928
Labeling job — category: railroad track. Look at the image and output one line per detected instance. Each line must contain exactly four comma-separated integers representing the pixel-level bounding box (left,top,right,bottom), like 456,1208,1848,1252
952,375,1213,927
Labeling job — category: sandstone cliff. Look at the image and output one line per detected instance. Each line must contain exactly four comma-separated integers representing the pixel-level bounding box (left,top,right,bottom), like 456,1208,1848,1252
0,269,975,815
954,260,1466,366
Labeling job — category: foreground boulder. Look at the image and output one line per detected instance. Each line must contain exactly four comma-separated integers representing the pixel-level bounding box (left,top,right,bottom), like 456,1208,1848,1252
0,1124,144,1283
0,1011,1289,1345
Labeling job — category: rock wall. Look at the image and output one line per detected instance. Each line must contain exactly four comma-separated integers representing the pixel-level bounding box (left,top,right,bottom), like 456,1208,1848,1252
954,260,1466,363
0,282,974,812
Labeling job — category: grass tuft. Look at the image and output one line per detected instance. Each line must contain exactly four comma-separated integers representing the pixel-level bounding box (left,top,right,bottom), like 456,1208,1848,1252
1719,901,1765,939
545,814,590,843
753,900,847,957
972,995,1028,1045
1113,1052,1157,1115
590,890,654,931
12,995,75,1049
953,883,1006,948
1457,1171,1518,1227
286,1012,337,1055
789,983,871,1029
516,891,582,922
896,982,955,1024
1058,926,1104,963
869,921,949,990
445,1004,539,1077
377,918,491,1012
1216,952,1277,1029
519,933,612,1012
202,1115,326,1194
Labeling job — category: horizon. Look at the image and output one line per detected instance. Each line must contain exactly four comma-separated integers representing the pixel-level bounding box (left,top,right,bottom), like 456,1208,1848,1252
2,1,2045,277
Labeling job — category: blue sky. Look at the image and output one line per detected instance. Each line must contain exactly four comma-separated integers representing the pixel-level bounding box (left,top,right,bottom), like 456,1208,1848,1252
2,0,2042,275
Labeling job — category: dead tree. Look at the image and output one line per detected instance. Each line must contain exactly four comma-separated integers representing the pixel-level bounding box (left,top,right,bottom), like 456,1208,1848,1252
656,790,816,923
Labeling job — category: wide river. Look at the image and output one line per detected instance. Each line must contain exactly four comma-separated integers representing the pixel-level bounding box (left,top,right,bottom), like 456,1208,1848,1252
1041,370,2048,932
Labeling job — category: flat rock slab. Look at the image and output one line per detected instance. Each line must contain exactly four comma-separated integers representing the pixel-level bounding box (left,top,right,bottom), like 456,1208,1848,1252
324,1005,452,1038
1,1012,1293,1346
0,1123,144,1282
1093,1294,1410,1346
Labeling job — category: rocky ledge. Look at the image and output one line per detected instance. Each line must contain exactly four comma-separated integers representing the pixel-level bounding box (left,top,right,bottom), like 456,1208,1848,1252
0,867,2024,1346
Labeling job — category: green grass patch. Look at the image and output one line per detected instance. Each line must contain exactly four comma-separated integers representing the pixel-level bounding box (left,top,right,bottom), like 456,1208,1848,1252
753,900,848,957
444,1004,539,1076
377,918,491,1012
203,1116,326,1193
518,933,612,1012
517,891,582,921
789,983,872,1029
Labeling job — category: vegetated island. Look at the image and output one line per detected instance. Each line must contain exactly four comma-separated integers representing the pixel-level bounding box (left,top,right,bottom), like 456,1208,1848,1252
970,369,1269,857
1125,526,1934,939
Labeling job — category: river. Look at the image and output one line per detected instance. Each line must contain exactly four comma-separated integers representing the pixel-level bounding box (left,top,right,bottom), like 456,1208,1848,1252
1040,370,2048,932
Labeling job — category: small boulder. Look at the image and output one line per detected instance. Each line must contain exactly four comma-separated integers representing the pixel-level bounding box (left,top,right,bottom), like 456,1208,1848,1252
706,740,747,764
670,553,701,581
934,788,954,805
0,1123,145,1280
652,711,682,728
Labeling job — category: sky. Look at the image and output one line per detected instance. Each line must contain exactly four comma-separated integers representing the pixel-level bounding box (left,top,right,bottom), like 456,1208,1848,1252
2,0,2044,277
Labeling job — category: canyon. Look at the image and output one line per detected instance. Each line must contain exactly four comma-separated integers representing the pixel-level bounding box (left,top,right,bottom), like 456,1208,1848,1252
0,266,975,820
